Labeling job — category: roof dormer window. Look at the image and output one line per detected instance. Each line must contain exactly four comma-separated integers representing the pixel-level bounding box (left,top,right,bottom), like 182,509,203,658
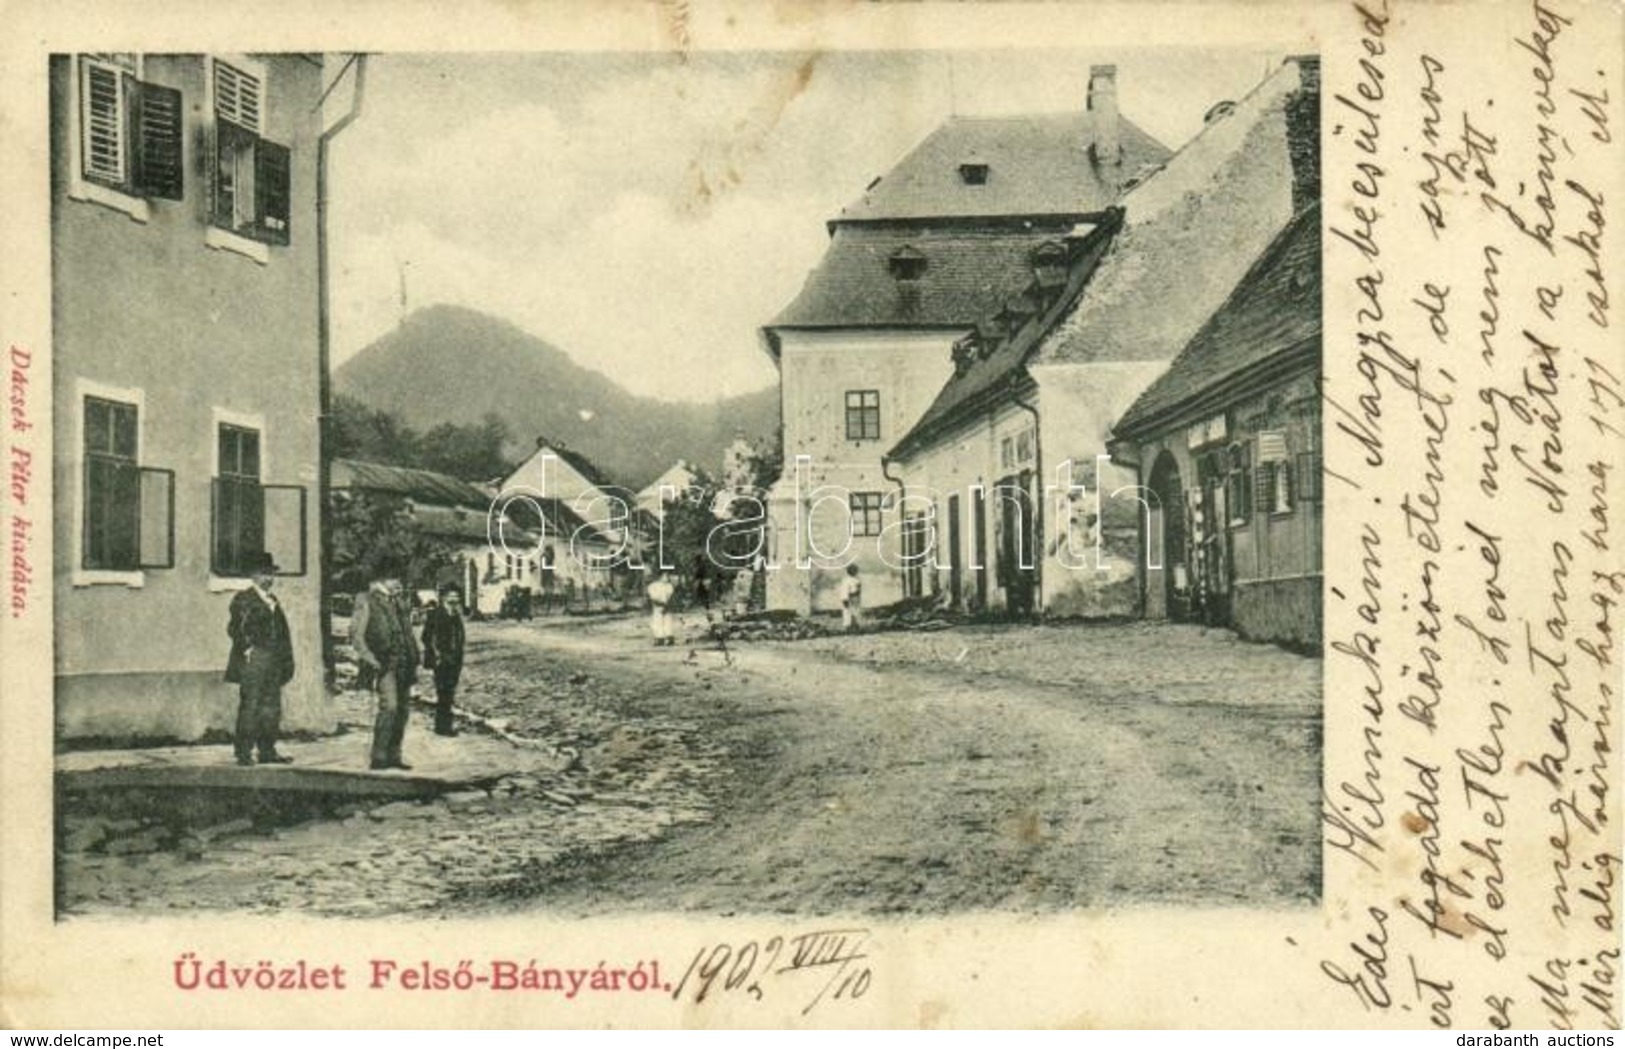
958,162,989,185
888,246,927,282
1031,241,1068,287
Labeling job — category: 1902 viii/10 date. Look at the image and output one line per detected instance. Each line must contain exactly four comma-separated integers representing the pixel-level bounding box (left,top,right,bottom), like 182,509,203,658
670,928,873,1015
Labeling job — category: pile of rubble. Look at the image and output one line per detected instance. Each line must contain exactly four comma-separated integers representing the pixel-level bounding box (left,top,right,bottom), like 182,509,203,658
706,612,835,643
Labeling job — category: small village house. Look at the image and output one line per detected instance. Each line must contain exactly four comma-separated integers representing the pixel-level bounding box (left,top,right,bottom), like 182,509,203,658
760,64,1172,615
499,438,630,597
887,56,1319,618
52,53,329,741
1109,204,1323,646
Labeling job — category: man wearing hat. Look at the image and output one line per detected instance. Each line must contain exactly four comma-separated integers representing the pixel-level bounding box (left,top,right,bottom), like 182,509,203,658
224,552,296,766
420,584,467,736
352,562,420,770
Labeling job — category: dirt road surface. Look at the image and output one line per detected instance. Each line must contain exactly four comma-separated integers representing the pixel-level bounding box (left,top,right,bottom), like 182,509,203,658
59,614,1320,917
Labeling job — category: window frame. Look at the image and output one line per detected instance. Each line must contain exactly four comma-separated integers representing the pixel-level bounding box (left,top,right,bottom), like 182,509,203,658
73,380,154,587
210,417,265,581
844,389,882,442
1224,442,1252,527
849,491,885,538
66,54,151,222
204,54,289,263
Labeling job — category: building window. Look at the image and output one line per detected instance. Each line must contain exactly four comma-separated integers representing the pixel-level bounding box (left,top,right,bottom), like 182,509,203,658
1001,427,1036,470
845,390,881,441
212,423,263,575
1268,460,1295,513
1252,430,1299,515
82,395,174,574
958,162,989,185
1224,443,1252,525
210,57,291,246
888,246,926,281
850,492,884,537
71,54,185,209
83,396,139,570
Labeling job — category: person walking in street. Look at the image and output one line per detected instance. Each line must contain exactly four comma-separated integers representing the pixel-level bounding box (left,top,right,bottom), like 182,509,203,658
841,563,864,632
224,552,296,766
421,584,467,737
647,569,676,646
353,565,420,770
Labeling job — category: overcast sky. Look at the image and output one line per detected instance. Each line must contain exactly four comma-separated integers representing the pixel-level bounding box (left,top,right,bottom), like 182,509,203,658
328,48,1279,404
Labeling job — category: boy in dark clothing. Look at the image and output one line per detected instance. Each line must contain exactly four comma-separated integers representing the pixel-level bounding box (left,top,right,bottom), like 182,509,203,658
421,585,467,736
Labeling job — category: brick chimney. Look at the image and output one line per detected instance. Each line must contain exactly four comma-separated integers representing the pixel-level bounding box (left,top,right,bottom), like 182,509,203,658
1285,54,1321,215
1088,64,1121,166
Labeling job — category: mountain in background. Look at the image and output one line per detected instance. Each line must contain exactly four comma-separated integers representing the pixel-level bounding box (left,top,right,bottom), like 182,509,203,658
334,305,779,489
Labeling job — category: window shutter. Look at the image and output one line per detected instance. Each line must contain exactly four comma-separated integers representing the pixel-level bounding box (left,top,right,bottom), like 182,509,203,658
138,467,175,568
256,138,291,245
1296,452,1321,503
214,61,262,133
131,80,184,200
82,62,126,184
262,484,308,576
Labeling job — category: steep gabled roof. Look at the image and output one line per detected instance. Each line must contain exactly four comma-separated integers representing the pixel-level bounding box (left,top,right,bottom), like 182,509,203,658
331,458,491,510
837,113,1169,223
1033,58,1314,368
1114,204,1321,439
888,216,1122,461
769,225,1089,333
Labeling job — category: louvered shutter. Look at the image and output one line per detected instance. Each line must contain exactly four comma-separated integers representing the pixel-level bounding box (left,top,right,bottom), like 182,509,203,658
132,80,184,200
1297,452,1322,503
256,139,291,245
81,61,126,184
214,61,263,133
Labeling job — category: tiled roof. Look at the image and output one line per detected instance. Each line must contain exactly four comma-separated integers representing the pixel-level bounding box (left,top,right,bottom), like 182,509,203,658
837,113,1169,223
769,225,1090,332
542,442,617,492
331,458,491,509
1114,204,1321,438
408,502,528,544
888,217,1122,461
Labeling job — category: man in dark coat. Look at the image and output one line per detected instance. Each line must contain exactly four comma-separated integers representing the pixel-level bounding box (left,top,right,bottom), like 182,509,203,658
353,565,420,770
421,585,466,736
224,552,295,766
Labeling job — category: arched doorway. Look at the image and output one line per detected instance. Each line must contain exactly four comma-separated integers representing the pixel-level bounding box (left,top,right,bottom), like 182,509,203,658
1147,451,1188,620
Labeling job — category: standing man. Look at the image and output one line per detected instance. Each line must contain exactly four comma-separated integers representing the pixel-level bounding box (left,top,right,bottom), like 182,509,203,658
421,584,467,737
353,565,420,770
224,552,295,766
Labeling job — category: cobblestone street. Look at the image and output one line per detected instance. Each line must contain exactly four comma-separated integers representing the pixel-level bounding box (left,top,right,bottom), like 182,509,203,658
59,615,1321,917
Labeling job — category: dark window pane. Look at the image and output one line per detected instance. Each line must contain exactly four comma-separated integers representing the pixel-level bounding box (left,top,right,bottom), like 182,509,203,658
240,430,260,477
112,403,137,457
84,398,110,454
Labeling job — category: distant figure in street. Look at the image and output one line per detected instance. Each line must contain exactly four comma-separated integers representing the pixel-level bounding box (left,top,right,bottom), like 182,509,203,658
647,570,676,646
224,552,296,766
692,554,711,613
841,563,864,632
353,565,421,770
421,584,467,737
